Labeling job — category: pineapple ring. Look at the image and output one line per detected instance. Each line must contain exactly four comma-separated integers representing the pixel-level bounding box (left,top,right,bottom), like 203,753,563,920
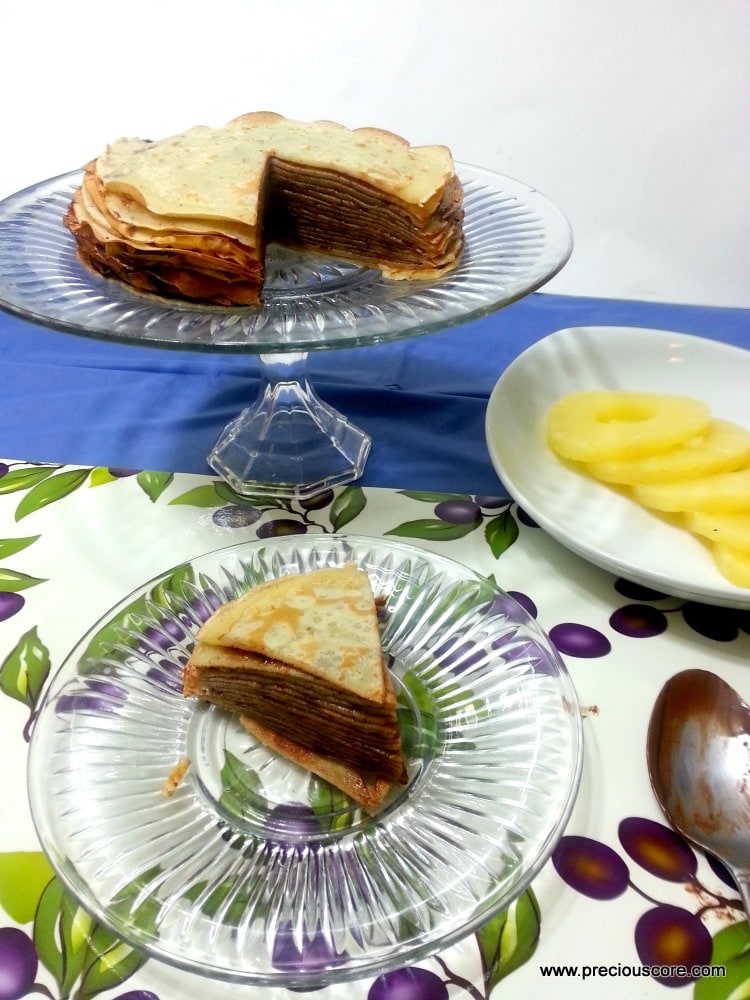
632,468,750,514
586,419,750,484
712,545,750,588
547,389,711,462
546,390,711,463
686,511,750,553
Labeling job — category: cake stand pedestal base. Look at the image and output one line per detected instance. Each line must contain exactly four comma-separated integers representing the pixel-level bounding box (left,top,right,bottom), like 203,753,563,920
208,351,371,500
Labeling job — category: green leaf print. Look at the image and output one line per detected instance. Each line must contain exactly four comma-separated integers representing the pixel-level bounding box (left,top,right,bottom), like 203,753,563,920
0,465,60,495
695,921,750,1000
184,874,266,927
0,567,46,592
308,778,358,832
79,593,154,666
397,490,473,503
484,509,519,558
0,851,54,924
329,485,366,530
59,898,98,996
0,534,40,558
77,932,147,999
220,749,266,822
0,626,50,709
88,466,118,487
15,468,90,521
109,865,164,937
477,888,541,992
149,562,198,611
214,481,272,507
399,669,442,758
385,518,480,542
169,483,225,507
80,563,197,666
33,870,149,998
33,876,66,989
136,470,174,502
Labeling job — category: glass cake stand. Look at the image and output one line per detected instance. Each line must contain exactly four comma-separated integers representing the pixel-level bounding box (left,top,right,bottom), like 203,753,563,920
0,164,573,498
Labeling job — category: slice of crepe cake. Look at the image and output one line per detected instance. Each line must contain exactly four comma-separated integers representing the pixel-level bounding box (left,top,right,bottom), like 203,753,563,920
184,563,406,809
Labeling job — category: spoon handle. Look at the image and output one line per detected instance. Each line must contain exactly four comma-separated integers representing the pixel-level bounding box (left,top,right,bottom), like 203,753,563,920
735,872,750,921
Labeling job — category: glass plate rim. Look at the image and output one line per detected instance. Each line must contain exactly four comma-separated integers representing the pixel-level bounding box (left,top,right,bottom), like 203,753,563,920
0,162,573,353
27,533,584,987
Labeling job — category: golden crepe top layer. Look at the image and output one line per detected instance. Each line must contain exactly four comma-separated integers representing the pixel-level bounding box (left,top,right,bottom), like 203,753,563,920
64,112,464,305
99,111,458,225
195,563,387,703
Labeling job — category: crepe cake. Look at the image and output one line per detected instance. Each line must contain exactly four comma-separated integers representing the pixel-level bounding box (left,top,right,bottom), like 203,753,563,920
63,111,465,306
183,563,407,810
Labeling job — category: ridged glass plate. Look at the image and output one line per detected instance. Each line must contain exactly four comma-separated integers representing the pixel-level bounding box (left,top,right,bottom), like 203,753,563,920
28,535,582,989
0,164,571,352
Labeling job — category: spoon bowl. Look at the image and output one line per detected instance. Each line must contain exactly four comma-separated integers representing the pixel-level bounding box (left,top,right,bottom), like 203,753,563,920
647,668,750,916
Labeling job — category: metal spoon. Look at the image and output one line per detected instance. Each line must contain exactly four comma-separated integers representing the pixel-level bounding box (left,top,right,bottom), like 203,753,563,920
647,668,750,917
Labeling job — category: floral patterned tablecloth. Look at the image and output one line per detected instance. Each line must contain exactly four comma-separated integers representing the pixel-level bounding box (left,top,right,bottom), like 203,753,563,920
1,458,749,1000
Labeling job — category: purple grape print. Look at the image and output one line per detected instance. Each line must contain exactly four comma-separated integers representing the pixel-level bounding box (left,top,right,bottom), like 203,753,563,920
635,905,712,985
705,850,737,890
368,967,449,1000
433,637,486,674
271,921,338,973
681,601,743,642
484,591,535,620
113,993,161,1000
142,618,187,652
614,578,668,601
55,692,119,716
434,500,481,525
0,593,24,623
257,518,307,538
548,623,611,658
507,590,537,618
212,504,262,528
0,927,39,1000
516,506,538,527
300,488,335,510
618,817,697,882
552,836,629,900
556,819,747,990
610,604,668,639
474,494,511,509
609,580,750,644
190,591,223,623
263,803,323,848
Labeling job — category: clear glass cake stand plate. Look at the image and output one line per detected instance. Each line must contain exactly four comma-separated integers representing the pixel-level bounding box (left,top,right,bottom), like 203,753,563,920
0,164,572,497
27,535,582,990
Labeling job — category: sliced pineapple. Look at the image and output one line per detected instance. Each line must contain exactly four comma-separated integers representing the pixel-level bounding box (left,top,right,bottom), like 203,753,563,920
712,545,750,588
546,388,750,587
632,469,750,513
546,390,711,463
685,511,750,553
587,419,750,484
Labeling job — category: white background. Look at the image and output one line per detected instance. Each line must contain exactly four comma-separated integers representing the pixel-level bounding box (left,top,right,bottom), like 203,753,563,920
1,0,748,308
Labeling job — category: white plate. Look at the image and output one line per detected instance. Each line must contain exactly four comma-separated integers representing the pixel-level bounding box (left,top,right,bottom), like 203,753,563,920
485,326,750,609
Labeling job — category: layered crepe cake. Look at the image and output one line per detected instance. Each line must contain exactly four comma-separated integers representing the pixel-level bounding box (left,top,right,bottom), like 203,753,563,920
183,563,407,811
64,111,465,306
